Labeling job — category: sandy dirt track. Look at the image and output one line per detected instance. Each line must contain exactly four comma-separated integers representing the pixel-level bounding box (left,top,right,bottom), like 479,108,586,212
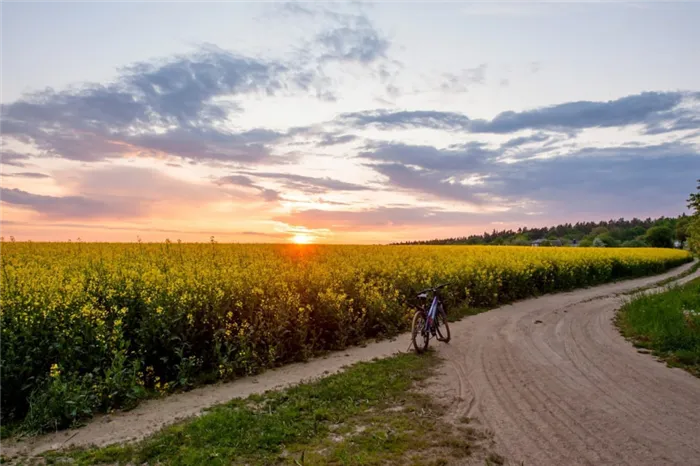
431,261,700,466
4,261,700,464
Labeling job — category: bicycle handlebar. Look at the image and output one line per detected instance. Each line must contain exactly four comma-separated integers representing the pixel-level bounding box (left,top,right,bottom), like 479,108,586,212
416,283,451,295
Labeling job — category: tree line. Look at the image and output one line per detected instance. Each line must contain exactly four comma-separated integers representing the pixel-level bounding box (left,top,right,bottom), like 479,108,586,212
396,209,697,249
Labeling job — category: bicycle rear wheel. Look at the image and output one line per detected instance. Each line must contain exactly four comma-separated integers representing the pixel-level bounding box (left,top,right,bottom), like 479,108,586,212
435,307,451,343
411,309,429,354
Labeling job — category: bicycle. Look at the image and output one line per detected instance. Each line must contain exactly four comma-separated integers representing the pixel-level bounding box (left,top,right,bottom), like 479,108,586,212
410,283,451,354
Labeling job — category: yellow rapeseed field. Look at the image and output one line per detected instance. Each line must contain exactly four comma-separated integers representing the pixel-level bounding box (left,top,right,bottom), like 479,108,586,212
0,242,691,432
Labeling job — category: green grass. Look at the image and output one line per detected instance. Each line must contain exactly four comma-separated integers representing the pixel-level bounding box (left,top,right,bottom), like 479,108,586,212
34,353,494,466
621,260,700,296
616,277,700,376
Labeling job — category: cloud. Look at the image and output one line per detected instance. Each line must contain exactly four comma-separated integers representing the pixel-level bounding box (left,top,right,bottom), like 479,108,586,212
217,174,257,187
0,46,322,165
1,165,248,221
340,109,472,131
280,0,387,63
489,144,700,217
470,91,691,134
499,132,553,150
360,141,494,171
1,172,50,179
0,151,31,167
317,133,359,146
284,125,361,148
5,46,288,129
440,64,488,93
216,174,282,201
316,17,390,64
278,2,398,98
237,171,371,194
359,140,700,217
338,91,700,135
369,163,494,207
1,187,139,219
278,2,316,18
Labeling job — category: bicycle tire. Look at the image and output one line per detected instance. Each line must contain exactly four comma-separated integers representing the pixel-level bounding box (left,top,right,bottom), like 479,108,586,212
435,308,451,343
411,309,429,354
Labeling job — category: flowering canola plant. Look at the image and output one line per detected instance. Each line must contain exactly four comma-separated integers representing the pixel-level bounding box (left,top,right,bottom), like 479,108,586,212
0,242,691,432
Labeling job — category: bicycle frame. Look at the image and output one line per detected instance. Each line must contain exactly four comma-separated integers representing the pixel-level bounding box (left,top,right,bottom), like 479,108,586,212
423,295,440,333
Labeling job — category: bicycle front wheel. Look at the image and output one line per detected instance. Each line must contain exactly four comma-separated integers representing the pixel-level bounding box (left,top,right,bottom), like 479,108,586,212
411,309,429,354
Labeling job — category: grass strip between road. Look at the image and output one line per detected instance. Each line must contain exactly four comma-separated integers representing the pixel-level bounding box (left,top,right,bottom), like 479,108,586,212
31,353,497,466
616,277,700,377
621,259,700,295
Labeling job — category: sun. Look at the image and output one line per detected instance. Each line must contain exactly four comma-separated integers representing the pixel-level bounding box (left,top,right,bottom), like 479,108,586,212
291,233,314,244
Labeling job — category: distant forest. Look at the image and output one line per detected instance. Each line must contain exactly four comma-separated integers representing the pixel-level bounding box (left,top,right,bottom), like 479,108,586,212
395,215,692,248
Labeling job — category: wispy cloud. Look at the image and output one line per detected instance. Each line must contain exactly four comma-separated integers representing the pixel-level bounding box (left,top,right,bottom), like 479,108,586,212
237,171,371,194
2,166,234,220
316,17,390,65
1,187,138,220
1,172,50,179
339,91,700,135
0,151,31,167
440,64,488,93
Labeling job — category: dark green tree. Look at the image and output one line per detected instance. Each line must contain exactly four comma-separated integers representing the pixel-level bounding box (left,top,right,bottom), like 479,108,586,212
674,216,691,243
621,239,647,248
596,233,619,247
688,180,700,253
645,226,674,248
688,179,700,213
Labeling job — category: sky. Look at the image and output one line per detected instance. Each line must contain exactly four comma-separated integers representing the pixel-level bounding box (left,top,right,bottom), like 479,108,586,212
1,1,699,244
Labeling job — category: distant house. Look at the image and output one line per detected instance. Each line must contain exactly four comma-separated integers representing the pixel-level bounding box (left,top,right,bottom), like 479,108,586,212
531,238,563,247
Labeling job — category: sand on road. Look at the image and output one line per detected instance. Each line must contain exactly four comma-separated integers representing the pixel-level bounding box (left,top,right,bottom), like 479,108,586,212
430,261,700,466
4,261,700,465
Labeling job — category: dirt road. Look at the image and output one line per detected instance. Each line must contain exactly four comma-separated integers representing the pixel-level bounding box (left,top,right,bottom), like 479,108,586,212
432,262,700,466
5,262,700,464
